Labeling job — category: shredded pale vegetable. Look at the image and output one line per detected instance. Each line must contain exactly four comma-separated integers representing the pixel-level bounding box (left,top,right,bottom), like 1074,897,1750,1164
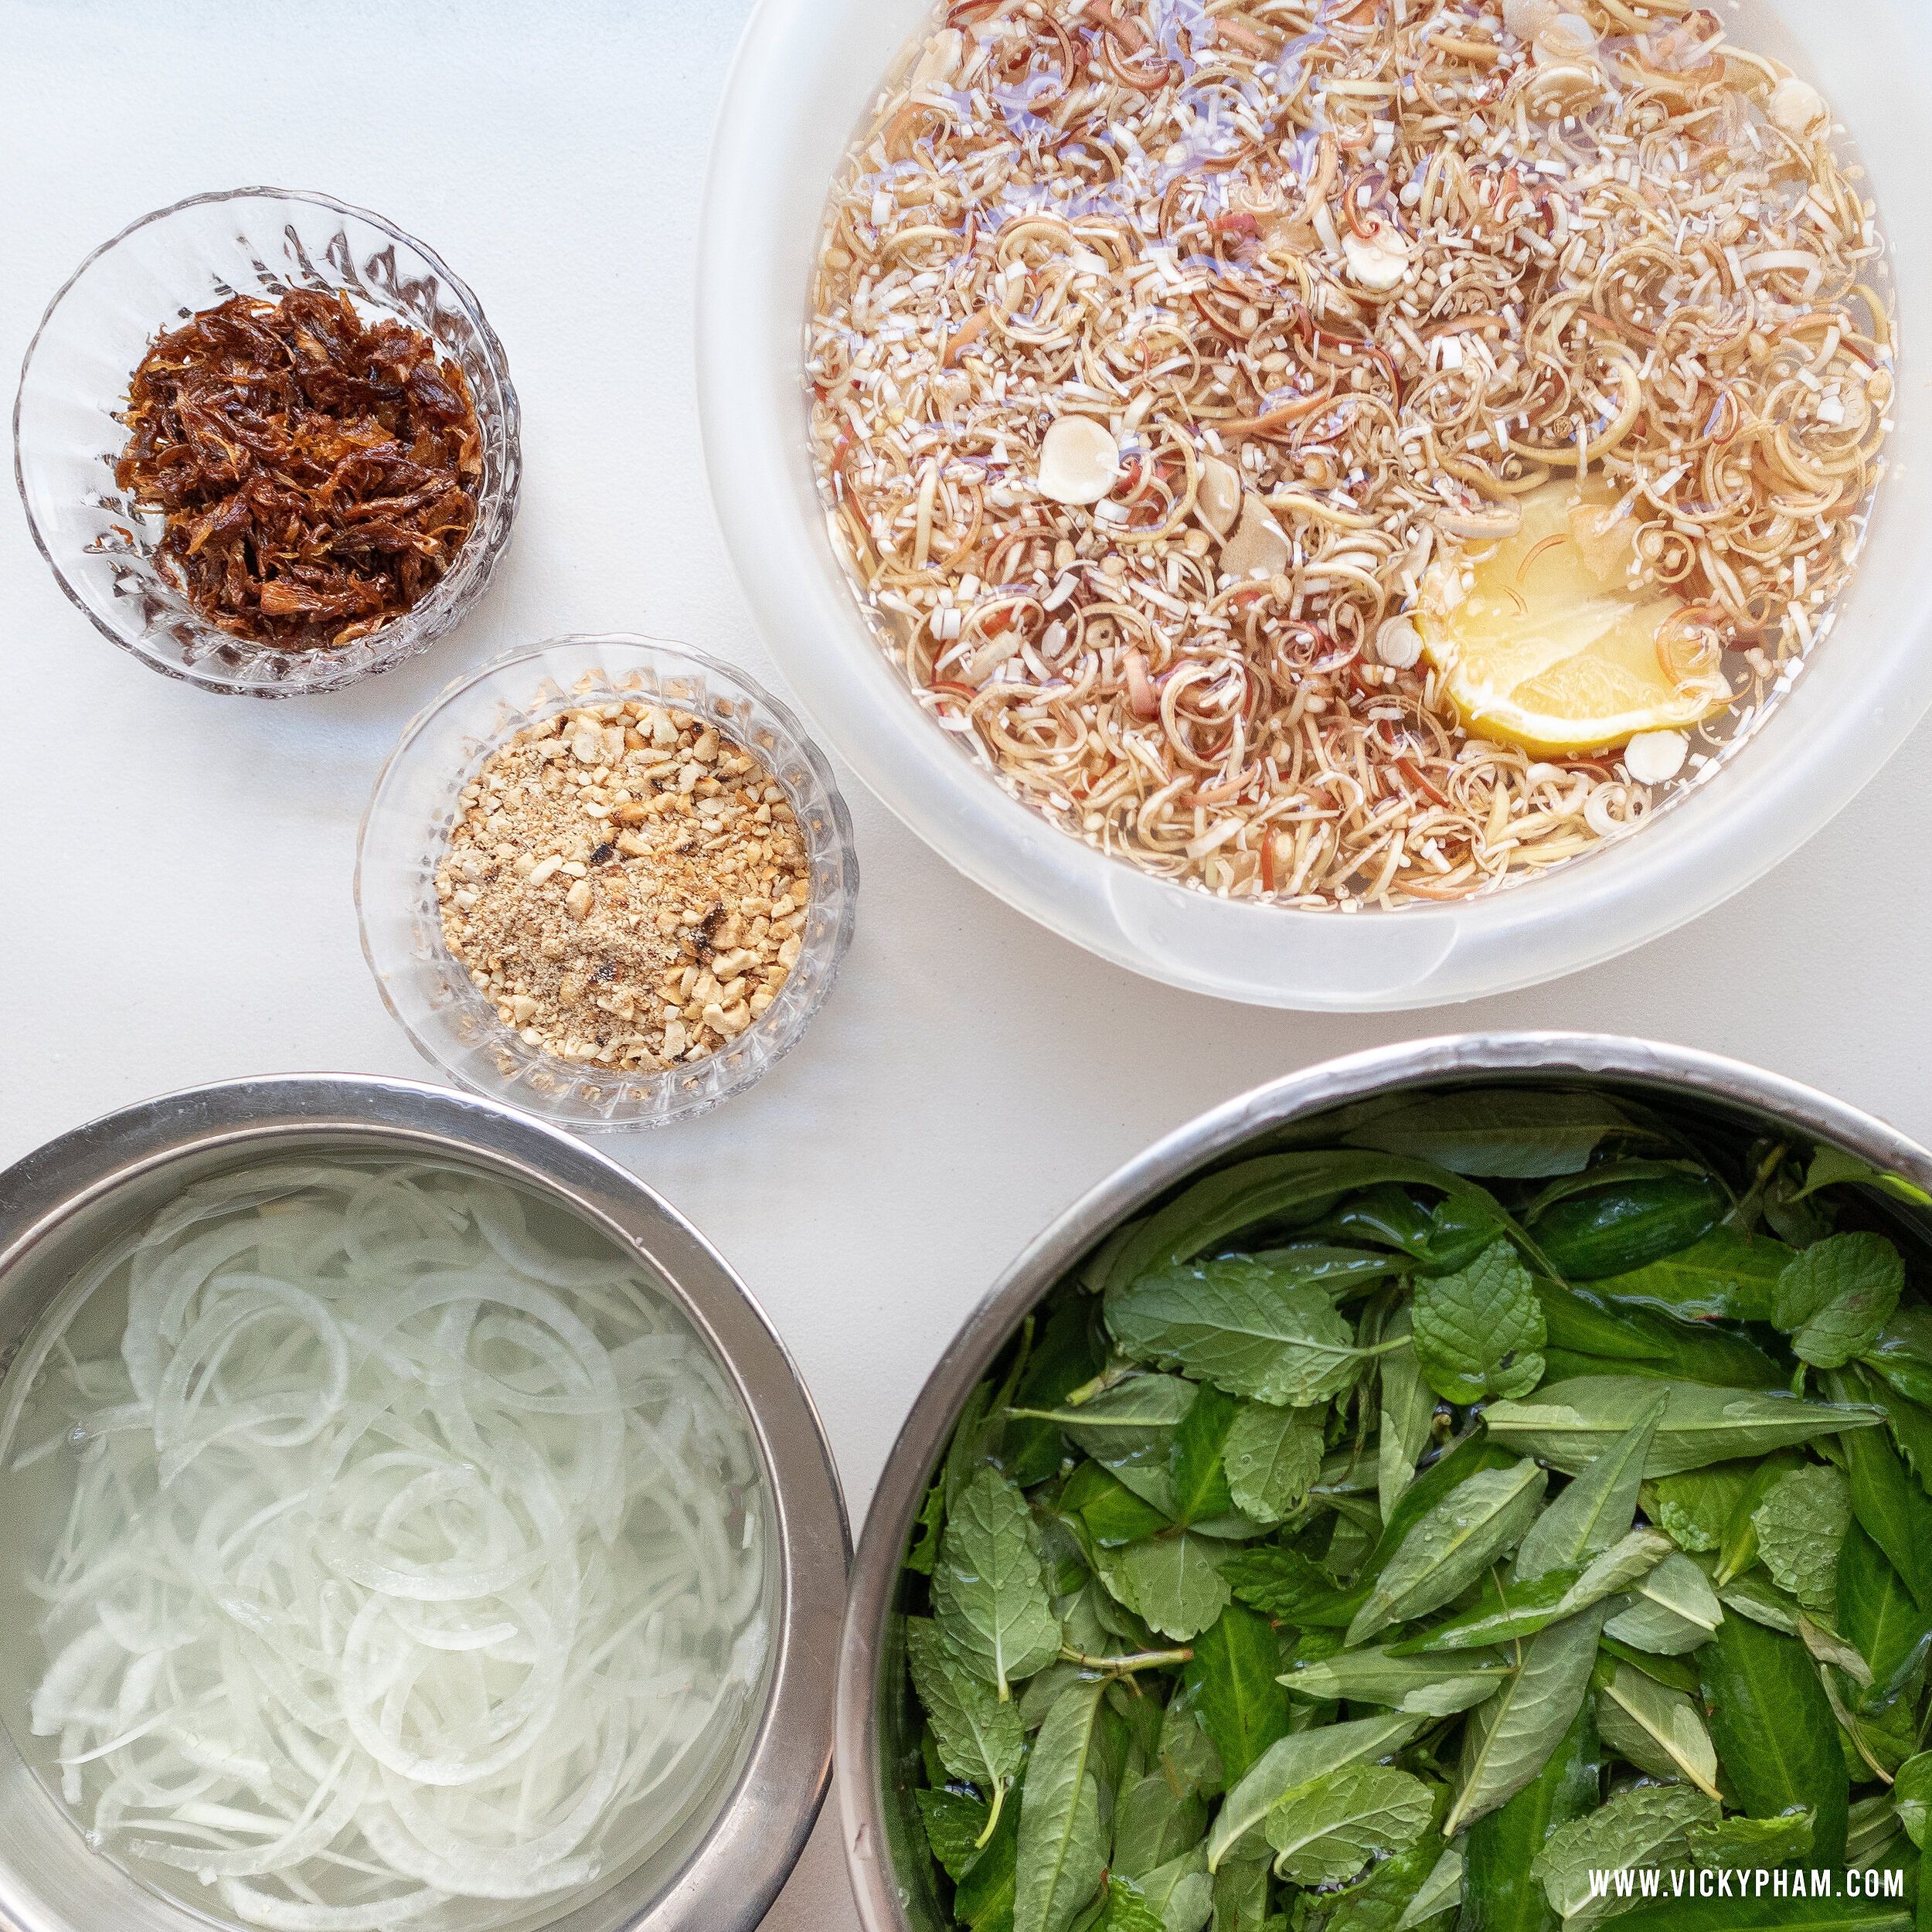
807,0,1893,907
2,1164,768,1932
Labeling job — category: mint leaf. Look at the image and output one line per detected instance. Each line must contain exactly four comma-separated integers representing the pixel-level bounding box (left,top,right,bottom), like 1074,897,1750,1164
1185,1602,1289,1784
1751,1464,1850,1617
1222,1402,1323,1526
1773,1233,1905,1369
1115,1532,1232,1641
934,1469,1063,1696
1106,1260,1369,1407
1410,1243,1547,1403
917,1786,995,1882
1264,1762,1433,1886
906,1617,1026,1827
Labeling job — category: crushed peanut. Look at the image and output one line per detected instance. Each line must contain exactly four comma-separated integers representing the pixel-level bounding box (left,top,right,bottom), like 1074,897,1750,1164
435,702,810,1073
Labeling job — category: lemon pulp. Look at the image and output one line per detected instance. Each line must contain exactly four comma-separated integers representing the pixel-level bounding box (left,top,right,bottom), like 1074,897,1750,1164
1417,482,1731,757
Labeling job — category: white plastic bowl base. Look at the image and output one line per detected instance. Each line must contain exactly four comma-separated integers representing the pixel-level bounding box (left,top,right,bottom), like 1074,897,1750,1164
699,0,1932,1011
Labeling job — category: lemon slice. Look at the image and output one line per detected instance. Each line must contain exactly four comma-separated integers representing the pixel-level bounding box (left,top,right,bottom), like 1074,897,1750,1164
1417,483,1731,757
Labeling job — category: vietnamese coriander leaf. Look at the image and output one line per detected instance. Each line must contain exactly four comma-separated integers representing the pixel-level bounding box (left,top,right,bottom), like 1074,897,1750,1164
1774,1232,1906,1369
1184,1603,1288,1786
1513,1396,1664,1580
1014,1678,1110,1932
934,1469,1064,1698
1410,1241,1547,1403
1376,1307,1435,1523
1596,1659,1723,1797
1282,1645,1511,1718
1601,1551,1725,1655
1348,1458,1547,1644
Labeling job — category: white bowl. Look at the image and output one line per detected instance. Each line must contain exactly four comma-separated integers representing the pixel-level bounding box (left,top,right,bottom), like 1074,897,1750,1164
698,0,1932,1011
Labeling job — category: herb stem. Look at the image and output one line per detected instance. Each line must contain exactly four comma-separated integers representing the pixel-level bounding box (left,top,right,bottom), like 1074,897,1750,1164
1060,1646,1194,1675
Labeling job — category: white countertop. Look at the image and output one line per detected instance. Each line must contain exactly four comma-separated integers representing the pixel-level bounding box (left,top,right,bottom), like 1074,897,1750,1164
5,4,1932,1927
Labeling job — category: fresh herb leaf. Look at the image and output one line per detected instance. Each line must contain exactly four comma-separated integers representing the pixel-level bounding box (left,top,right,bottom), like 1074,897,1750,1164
1170,1383,1243,1529
1482,1377,1880,1477
1684,1808,1815,1870
1826,1372,1932,1611
1411,1243,1547,1403
1752,1464,1852,1618
1531,1782,1718,1930
1264,1763,1434,1886
1107,1261,1374,1409
1595,1659,1723,1796
1395,1849,1463,1932
1185,1604,1290,1785
1713,1449,1804,1587
1614,1896,1910,1932
1700,1611,1851,1866
1111,1774,1207,1883
1513,1400,1663,1580
1349,1461,1547,1645
1377,1308,1437,1524
1590,1226,1792,1324
1220,1544,1366,1628
1223,1403,1325,1528
1282,1646,1511,1717
1444,1604,1607,1835
919,1786,995,1883
936,1470,1065,1697
1796,1148,1932,1209
1206,1714,1424,1872
1646,1461,1751,1555
1895,1752,1932,1848
1018,1375,1199,1518
1460,1691,1597,1932
908,1617,1027,1836
1600,1552,1726,1655
1340,1090,1631,1179
1128,1849,1213,1932
908,1478,947,1576
1208,1855,1270,1932
1838,1522,1932,1701
1117,1532,1233,1642
1014,1679,1111,1932
1774,1234,1906,1370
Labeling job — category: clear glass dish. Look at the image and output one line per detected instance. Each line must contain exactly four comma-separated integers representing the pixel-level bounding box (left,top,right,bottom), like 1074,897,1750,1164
357,636,859,1129
13,186,521,697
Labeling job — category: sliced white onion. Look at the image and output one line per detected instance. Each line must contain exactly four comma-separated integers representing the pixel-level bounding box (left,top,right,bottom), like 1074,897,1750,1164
9,1164,768,1932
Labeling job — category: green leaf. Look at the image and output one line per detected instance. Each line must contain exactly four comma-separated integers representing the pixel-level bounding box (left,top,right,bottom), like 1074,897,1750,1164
1349,1461,1547,1645
1684,1808,1815,1870
918,1786,995,1882
1389,1567,1583,1655
1589,1226,1792,1323
1340,1089,1631,1179
1206,1714,1424,1872
1797,1146,1932,1209
1101,1876,1167,1932
1860,1307,1932,1410
1068,1461,1175,1548
1828,1373,1932,1611
936,1470,1065,1697
1209,1855,1269,1932
1531,1783,1718,1928
1444,1604,1607,1835
1481,1376,1881,1477
1896,1752,1932,1849
1601,1553,1725,1655
1282,1646,1510,1718
1015,1679,1111,1932
1264,1763,1434,1886
1838,1522,1932,1701
1117,1533,1233,1642
1598,1638,1701,1696
1222,1544,1366,1628
1172,1384,1243,1529
1595,1660,1722,1797
1700,1611,1851,1866
1223,1403,1325,1528
1646,1461,1751,1555
907,1618,1027,1822
1107,1261,1370,1408
1100,1154,1516,1297
1459,1691,1598,1932
1853,1371,1932,1493
1134,1848,1213,1932
908,1478,947,1576
1113,1774,1208,1885
1753,1464,1851,1618
1019,1376,1199,1518
959,1764,1023,1932
1774,1234,1906,1369
1187,1604,1291,1786
1714,1449,1804,1587
1378,1308,1437,1524
1514,1400,1664,1581
1412,1243,1547,1404
1716,1568,1806,1636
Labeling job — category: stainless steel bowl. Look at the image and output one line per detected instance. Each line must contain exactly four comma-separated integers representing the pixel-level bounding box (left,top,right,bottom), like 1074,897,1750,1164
0,1076,849,1932
836,1032,1932,1932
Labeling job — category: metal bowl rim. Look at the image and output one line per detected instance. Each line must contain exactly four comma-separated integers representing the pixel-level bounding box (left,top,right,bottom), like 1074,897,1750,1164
0,1072,849,1932
835,1029,1932,1932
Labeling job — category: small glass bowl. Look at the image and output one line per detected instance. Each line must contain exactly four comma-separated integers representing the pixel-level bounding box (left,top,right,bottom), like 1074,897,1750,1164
13,187,521,697
357,636,860,1129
